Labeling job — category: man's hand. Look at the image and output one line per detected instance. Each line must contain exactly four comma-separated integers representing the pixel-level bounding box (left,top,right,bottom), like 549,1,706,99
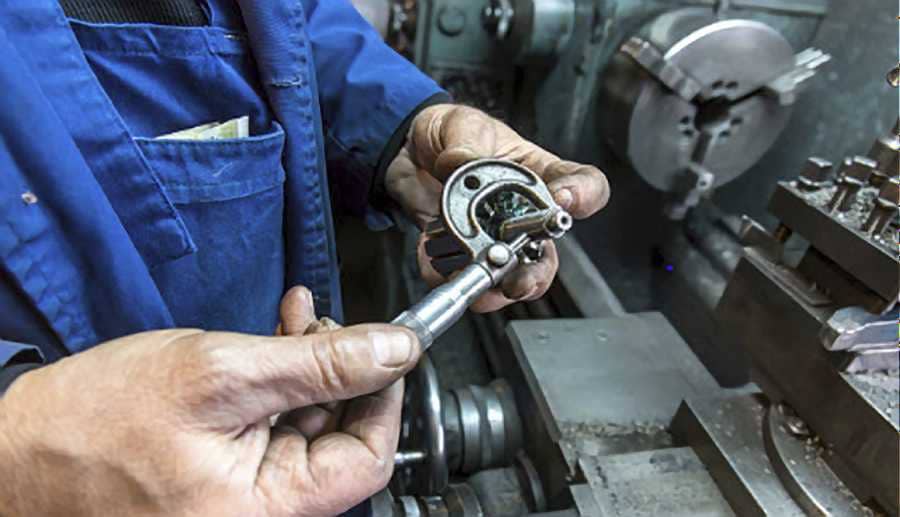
0,287,420,517
386,104,610,313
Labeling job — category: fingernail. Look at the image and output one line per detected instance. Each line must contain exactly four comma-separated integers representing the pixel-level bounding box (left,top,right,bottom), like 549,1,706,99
553,188,574,210
372,331,414,367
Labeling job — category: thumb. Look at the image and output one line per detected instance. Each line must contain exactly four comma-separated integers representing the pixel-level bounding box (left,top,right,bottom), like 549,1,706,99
434,146,484,181
279,286,317,336
409,105,496,181
209,325,421,425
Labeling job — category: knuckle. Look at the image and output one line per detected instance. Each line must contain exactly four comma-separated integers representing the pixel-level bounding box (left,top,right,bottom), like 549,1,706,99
311,334,351,396
166,333,238,405
360,455,394,493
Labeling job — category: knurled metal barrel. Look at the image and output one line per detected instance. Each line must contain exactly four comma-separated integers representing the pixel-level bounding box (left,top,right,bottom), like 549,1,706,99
392,263,494,349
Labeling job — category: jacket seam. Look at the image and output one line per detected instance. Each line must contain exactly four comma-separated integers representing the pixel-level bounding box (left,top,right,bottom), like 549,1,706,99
3,219,85,354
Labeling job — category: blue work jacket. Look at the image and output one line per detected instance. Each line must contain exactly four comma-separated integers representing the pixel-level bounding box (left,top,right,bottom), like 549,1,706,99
0,0,443,368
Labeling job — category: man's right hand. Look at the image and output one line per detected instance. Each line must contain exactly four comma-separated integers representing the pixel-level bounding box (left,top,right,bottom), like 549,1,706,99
0,300,420,516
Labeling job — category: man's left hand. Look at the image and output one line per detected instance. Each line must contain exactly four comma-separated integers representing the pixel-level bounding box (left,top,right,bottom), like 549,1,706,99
386,104,610,313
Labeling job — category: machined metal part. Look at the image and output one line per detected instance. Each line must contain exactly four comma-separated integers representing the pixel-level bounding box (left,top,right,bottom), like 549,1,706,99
797,157,833,191
599,8,828,194
672,396,816,516
866,129,899,188
444,379,524,475
763,47,831,106
481,0,514,40
862,176,900,236
763,404,869,516
584,446,736,516
716,247,899,514
398,495,423,517
396,354,449,495
442,484,485,517
822,306,899,353
483,0,575,63
398,160,571,350
398,372,525,497
498,210,572,242
769,181,899,303
465,459,543,517
826,156,876,213
503,315,721,509
393,263,499,349
664,161,715,221
821,306,899,372
431,159,566,266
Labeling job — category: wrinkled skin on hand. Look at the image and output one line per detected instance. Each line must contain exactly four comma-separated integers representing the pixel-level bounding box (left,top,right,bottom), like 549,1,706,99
386,104,611,313
0,287,420,517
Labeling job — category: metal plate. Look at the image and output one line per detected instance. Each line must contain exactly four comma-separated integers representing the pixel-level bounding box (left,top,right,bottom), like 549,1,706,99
583,447,736,517
672,395,806,516
507,313,720,436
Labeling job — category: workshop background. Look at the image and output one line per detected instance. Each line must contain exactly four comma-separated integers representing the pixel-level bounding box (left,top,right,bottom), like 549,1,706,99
337,0,899,515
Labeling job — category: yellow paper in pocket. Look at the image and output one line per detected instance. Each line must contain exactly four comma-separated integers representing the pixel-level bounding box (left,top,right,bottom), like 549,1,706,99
156,116,250,141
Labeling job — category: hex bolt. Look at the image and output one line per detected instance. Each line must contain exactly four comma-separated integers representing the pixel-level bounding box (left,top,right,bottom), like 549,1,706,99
867,134,899,188
797,157,833,191
486,244,512,267
827,156,876,213
863,176,900,236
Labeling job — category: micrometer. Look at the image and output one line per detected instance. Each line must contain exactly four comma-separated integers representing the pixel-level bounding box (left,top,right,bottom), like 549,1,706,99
391,159,573,349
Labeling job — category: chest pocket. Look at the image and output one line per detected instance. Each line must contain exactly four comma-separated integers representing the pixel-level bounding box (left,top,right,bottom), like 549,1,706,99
71,20,288,334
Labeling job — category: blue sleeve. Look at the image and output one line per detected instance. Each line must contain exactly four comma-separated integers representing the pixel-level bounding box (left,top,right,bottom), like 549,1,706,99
0,340,44,394
0,340,43,367
301,0,448,214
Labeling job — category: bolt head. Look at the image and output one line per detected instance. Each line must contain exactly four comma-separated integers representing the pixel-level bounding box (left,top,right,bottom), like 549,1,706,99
878,177,900,205
837,156,875,186
798,157,832,188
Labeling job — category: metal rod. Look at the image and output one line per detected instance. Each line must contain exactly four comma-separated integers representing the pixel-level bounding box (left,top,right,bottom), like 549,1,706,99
394,450,427,467
392,262,496,350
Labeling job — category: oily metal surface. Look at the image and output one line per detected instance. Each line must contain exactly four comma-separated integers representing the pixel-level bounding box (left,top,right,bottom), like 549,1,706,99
769,181,899,302
672,395,806,516
507,314,719,432
763,405,868,516
583,447,736,517
717,250,900,514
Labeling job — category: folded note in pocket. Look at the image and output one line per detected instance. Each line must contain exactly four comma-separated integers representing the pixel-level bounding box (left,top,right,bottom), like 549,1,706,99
156,116,250,141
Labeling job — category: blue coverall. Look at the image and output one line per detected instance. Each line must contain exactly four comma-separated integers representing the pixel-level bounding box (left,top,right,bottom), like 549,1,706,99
0,0,444,365
0,1,444,511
